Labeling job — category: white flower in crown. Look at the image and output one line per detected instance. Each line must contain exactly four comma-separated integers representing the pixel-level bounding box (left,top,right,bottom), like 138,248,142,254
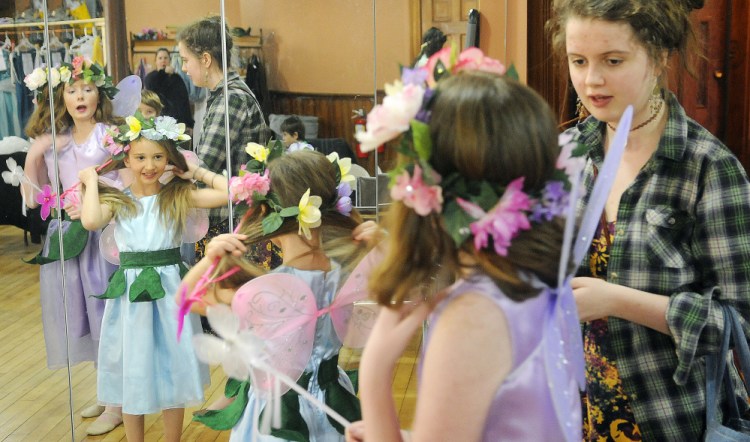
142,116,190,142
24,67,48,91
48,68,61,88
355,79,425,153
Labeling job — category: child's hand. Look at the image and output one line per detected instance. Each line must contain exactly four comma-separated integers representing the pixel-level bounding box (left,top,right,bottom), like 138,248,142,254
78,166,100,187
205,233,249,260
173,151,201,180
353,221,384,247
345,421,365,442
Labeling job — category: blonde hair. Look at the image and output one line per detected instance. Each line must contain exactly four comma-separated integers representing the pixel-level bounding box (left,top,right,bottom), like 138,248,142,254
140,90,164,115
95,138,196,238
25,81,118,138
215,150,368,289
371,72,566,306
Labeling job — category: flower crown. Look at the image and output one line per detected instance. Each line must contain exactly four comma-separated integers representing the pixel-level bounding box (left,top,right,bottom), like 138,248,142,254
103,113,192,161
24,56,118,100
229,140,356,239
355,45,586,256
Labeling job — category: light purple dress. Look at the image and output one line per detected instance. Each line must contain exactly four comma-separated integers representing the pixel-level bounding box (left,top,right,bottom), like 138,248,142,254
424,272,582,442
39,123,119,369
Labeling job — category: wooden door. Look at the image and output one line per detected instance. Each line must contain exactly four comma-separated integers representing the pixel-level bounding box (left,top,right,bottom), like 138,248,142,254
668,0,728,141
420,0,478,52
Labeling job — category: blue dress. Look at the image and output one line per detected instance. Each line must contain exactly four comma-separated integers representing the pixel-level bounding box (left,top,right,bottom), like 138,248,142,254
97,190,208,414
231,264,355,442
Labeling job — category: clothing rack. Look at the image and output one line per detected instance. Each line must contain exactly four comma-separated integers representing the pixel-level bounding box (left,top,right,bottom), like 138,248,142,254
0,18,107,64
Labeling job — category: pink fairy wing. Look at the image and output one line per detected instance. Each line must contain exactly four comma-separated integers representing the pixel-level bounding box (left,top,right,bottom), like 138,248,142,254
111,75,142,117
330,245,385,348
231,273,317,395
182,208,209,243
99,223,120,265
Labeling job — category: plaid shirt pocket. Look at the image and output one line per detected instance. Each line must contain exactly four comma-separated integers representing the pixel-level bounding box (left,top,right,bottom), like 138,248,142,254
645,206,692,268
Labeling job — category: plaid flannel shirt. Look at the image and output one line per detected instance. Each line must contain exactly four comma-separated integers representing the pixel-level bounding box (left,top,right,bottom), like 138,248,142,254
197,71,268,224
571,92,750,441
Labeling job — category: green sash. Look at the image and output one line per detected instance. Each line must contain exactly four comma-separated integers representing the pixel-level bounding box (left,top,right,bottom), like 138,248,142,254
96,247,187,302
193,354,361,439
25,215,88,265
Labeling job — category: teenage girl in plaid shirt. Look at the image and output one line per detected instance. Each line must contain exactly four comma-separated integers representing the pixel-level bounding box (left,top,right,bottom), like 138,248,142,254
550,0,750,440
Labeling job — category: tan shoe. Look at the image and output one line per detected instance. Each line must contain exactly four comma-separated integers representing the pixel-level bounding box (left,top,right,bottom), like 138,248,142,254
85,411,123,436
80,404,105,418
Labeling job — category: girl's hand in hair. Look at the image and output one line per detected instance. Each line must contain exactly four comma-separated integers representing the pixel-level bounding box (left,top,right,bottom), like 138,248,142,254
205,233,248,260
78,166,100,187
353,221,385,247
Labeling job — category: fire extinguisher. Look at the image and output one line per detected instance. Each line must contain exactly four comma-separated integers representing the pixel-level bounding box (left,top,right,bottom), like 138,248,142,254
352,109,369,158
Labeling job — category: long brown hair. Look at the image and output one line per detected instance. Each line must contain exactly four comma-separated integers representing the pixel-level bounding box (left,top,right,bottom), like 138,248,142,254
216,150,368,289
25,81,118,138
371,72,566,306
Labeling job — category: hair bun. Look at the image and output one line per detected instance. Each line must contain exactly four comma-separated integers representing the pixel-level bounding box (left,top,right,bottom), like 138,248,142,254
685,0,704,10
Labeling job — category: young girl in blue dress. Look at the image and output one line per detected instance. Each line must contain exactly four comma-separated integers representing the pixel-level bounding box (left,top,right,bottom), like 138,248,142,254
78,114,229,441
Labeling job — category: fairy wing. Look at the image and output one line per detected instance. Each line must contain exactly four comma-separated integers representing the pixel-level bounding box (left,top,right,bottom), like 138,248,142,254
111,75,142,117
329,245,386,348
544,106,633,442
182,208,209,243
231,273,317,395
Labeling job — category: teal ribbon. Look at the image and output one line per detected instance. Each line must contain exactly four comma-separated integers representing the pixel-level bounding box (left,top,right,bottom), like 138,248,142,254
25,215,88,265
96,247,187,302
193,354,361,438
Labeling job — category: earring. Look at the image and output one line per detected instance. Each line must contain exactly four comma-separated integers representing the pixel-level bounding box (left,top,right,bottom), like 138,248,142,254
649,84,664,114
576,97,589,121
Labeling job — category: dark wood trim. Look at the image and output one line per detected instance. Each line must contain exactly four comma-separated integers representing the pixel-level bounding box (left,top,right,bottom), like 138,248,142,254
103,0,128,83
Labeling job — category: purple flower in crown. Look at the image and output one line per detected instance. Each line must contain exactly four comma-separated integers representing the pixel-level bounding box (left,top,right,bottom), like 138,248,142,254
336,182,353,216
456,177,532,256
401,67,428,86
530,181,569,223
391,164,443,216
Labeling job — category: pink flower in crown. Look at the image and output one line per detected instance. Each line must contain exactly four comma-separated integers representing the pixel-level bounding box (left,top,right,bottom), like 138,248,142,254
71,56,85,77
229,170,271,205
454,47,506,76
355,81,425,153
390,164,443,216
456,177,532,256
35,184,58,220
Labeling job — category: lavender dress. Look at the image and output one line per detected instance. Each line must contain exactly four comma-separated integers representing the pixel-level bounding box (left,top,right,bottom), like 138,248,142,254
39,123,119,368
424,272,582,442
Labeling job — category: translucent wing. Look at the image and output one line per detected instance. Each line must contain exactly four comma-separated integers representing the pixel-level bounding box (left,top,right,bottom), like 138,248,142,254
330,245,385,348
99,223,120,265
231,273,317,395
111,75,142,117
545,106,633,441
182,208,210,243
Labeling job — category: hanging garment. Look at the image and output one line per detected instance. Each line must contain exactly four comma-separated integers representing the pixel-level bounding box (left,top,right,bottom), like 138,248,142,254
244,54,270,122
0,48,21,138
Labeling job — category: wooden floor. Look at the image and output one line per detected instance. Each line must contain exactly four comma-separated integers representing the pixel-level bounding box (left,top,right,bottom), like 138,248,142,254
0,225,420,441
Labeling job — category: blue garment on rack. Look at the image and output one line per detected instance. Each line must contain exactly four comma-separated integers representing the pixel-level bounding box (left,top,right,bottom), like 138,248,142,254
0,49,21,138
13,50,36,135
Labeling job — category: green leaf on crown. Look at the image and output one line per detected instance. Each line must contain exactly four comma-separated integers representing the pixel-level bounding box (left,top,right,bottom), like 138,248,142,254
262,212,283,235
443,199,474,246
411,120,432,162
330,159,342,184
267,139,284,162
279,206,300,217
505,64,519,81
475,181,500,211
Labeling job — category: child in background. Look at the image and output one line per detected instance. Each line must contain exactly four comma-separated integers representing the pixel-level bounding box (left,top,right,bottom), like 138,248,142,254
78,114,229,442
20,57,124,436
180,149,369,441
138,89,163,119
347,48,584,441
280,115,314,153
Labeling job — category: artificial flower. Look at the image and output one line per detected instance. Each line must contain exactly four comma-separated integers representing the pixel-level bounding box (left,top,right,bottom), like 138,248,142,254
453,47,507,76
229,170,271,205
24,67,48,91
58,65,71,83
71,56,84,76
530,181,569,223
390,164,443,216
48,68,61,88
326,152,355,185
2,157,23,187
142,116,189,141
355,81,425,153
557,132,585,179
456,177,532,256
246,142,270,162
124,116,142,141
336,182,353,216
192,304,267,380
401,66,429,86
36,184,57,220
297,188,322,240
